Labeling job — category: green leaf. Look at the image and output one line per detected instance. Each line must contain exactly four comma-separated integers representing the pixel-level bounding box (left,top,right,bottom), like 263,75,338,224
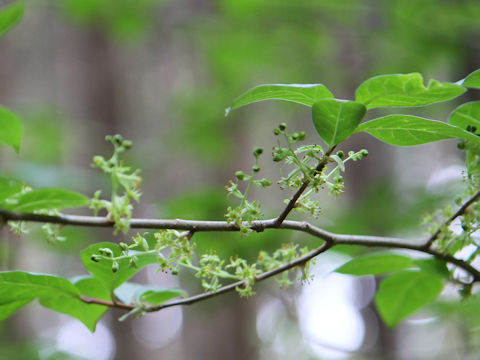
225,84,334,115
375,270,444,327
0,271,80,321
0,177,22,202
355,73,466,109
0,107,22,153
0,2,24,38
311,100,366,147
462,69,480,89
335,253,413,276
413,258,450,278
81,242,158,292
40,277,109,332
140,289,188,306
356,115,480,146
448,101,480,131
114,282,187,305
1,188,89,212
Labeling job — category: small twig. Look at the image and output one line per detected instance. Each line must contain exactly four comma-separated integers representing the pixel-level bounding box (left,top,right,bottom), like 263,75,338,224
273,146,336,227
146,241,333,312
423,189,480,249
80,295,134,310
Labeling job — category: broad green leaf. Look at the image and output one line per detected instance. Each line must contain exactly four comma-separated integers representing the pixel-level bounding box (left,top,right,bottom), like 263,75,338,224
225,84,334,115
81,242,158,292
0,177,22,202
1,188,89,212
355,73,466,109
312,100,366,147
0,2,24,38
0,271,80,321
0,298,32,321
375,270,444,327
41,277,109,332
114,282,187,305
448,101,480,131
335,253,413,276
413,258,450,278
140,289,188,306
356,115,480,146
462,69,480,89
0,107,22,153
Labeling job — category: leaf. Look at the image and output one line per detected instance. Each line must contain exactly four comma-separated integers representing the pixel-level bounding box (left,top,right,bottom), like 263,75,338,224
311,100,366,147
81,242,158,292
462,69,480,89
413,258,450,278
0,2,24,38
225,84,334,115
1,188,89,212
356,115,480,146
355,73,466,109
140,289,188,306
335,253,413,276
0,107,22,153
114,282,187,305
0,177,22,202
448,101,480,131
0,271,80,321
40,277,110,332
375,270,444,327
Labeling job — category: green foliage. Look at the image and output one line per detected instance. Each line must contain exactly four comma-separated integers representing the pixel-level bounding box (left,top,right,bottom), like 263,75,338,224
0,2,23,38
82,242,157,292
335,253,413,276
312,99,366,147
225,83,334,115
449,101,480,130
0,107,22,153
0,177,22,202
0,271,105,331
1,188,89,212
463,69,480,89
355,73,466,109
374,270,445,327
355,115,480,146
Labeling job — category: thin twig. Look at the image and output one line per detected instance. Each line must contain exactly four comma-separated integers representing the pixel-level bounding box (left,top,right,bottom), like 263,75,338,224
80,295,134,310
423,189,480,249
147,241,333,311
273,146,336,227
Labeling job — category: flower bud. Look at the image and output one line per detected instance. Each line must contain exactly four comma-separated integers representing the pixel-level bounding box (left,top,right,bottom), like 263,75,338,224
278,123,287,131
253,147,263,157
252,165,260,173
235,171,248,180
273,128,281,135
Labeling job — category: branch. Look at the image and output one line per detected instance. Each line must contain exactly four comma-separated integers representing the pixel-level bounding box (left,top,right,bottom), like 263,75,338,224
3,208,480,311
273,146,336,227
423,189,480,249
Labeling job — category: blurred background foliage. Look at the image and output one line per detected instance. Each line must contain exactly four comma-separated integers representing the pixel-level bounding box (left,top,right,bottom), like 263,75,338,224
1,0,480,359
